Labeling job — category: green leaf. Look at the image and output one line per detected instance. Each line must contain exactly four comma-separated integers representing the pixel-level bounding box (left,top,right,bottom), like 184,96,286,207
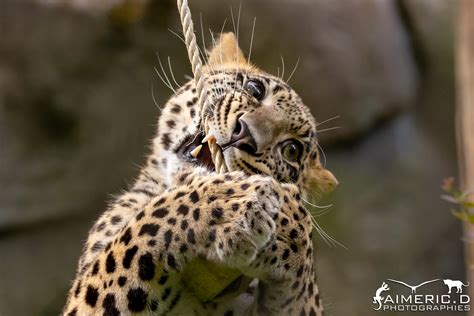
461,201,474,209
452,210,468,222
451,209,474,224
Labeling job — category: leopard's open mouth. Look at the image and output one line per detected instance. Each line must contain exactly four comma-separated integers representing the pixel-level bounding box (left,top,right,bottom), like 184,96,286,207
176,132,221,172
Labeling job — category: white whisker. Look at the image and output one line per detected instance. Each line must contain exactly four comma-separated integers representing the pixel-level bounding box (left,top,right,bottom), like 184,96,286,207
219,18,228,38
300,203,346,249
286,57,300,83
312,208,332,217
243,16,256,81
150,84,162,111
230,5,237,39
168,27,215,112
208,29,225,98
317,115,341,127
280,55,285,80
217,17,229,71
236,2,242,45
156,54,177,95
168,28,185,43
199,13,209,64
301,196,332,209
247,17,256,64
154,66,176,94
167,56,180,88
305,205,346,249
169,27,212,82
317,126,341,134
230,3,242,78
317,143,327,168
306,187,327,202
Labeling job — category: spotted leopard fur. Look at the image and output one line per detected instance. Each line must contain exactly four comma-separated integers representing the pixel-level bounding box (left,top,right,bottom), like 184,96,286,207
64,33,337,316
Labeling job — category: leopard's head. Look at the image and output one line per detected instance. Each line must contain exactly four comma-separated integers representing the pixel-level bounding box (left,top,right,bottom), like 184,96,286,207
182,32,337,199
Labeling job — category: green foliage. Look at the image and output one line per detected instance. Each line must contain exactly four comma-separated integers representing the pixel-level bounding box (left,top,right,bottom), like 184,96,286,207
442,177,474,224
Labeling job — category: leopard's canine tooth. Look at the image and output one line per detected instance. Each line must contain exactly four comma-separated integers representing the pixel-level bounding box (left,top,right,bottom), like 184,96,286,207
190,144,203,157
202,134,216,143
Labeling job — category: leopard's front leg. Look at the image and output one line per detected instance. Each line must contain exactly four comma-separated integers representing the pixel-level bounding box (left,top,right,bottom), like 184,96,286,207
209,183,323,316
174,169,323,316
64,169,281,315
247,183,323,316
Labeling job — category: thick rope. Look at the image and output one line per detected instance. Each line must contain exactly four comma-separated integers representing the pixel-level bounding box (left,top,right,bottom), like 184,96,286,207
176,0,227,173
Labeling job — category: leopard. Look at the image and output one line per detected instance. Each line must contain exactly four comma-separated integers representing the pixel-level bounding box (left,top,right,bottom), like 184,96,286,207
63,32,338,316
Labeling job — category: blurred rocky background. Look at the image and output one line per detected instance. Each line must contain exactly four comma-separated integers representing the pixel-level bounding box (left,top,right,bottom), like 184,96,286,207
0,0,459,315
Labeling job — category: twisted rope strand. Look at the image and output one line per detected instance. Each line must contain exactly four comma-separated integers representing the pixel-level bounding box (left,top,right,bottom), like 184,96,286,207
176,0,226,173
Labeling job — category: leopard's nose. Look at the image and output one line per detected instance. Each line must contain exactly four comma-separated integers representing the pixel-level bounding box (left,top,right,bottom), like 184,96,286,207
229,118,257,155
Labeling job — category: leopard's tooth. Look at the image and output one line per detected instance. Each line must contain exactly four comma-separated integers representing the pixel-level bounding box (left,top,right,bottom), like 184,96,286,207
202,134,216,143
190,144,203,157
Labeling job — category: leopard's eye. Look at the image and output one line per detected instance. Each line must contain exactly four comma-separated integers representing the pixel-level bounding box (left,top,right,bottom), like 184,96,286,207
281,140,303,162
243,79,266,101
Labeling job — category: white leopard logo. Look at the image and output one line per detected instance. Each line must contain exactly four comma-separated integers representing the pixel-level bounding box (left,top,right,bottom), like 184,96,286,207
387,278,440,294
373,282,390,311
443,279,470,294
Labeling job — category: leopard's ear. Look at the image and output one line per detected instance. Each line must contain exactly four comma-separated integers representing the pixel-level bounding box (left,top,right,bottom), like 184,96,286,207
304,159,338,199
206,32,248,67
